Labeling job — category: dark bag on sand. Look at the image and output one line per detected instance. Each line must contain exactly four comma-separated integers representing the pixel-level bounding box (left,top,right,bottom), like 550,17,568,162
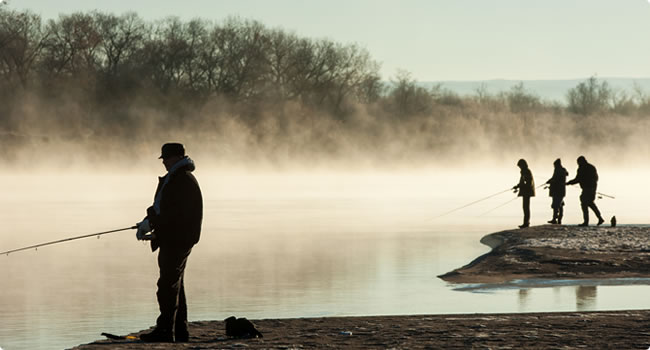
225,316,263,338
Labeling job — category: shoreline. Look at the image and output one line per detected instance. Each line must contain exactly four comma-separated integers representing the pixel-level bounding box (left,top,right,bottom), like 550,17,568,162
439,224,650,284
71,310,650,349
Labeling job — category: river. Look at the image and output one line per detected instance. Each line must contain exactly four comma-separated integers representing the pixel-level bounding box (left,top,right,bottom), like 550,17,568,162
0,168,648,349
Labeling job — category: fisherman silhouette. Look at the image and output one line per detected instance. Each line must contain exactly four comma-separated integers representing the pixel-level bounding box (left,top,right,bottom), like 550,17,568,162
512,159,535,228
135,143,203,343
545,158,568,225
567,156,604,227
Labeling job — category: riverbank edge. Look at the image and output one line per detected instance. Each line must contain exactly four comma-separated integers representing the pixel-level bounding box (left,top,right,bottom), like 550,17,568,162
71,309,650,349
438,224,650,284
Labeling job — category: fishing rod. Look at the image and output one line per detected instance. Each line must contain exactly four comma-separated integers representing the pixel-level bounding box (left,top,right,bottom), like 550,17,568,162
479,183,547,217
597,192,615,199
566,186,616,200
1,226,137,256
431,187,513,219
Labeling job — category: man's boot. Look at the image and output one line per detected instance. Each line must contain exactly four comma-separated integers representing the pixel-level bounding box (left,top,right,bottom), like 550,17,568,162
175,327,190,343
140,328,173,343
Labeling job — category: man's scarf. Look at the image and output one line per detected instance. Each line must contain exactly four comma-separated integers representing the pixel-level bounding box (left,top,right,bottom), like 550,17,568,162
153,156,196,215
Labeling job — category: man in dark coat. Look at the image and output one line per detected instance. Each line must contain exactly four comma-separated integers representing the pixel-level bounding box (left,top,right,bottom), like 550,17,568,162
567,156,604,226
136,143,203,342
512,159,535,229
545,158,568,225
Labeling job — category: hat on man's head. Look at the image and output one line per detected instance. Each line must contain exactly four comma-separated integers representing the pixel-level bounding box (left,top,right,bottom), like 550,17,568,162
159,143,185,159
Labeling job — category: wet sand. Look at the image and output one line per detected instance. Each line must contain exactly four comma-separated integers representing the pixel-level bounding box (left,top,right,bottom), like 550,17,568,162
439,224,650,284
71,310,650,349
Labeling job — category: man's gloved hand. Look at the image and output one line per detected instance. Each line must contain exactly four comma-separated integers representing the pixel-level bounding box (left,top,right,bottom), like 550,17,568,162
141,232,156,240
136,219,152,240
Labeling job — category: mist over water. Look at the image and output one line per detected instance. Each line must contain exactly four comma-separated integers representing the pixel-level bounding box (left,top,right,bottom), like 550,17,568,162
2,9,650,170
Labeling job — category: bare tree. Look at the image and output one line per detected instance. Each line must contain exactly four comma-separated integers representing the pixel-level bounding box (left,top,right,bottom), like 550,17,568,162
39,12,104,87
505,82,541,113
264,29,298,100
142,17,193,91
388,69,432,117
211,17,270,99
94,12,146,79
0,9,47,88
182,18,211,93
566,76,612,115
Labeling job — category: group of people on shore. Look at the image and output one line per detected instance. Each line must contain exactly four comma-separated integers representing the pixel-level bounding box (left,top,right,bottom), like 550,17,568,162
513,156,605,229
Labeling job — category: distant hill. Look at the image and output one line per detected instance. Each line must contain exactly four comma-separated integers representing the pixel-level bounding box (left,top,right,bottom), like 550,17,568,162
419,78,650,103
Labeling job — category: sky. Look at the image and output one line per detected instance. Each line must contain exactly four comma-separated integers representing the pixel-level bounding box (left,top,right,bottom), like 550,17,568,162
6,0,650,81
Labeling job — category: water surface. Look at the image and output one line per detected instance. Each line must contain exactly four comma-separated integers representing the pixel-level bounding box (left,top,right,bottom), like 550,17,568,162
0,169,648,349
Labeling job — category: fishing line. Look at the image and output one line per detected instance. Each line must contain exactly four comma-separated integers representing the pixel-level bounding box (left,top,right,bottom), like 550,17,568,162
430,188,513,219
478,197,519,217
478,183,547,217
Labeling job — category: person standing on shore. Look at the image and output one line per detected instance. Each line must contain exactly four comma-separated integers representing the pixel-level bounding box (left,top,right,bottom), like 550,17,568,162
512,159,535,229
567,156,604,227
545,158,568,225
135,143,203,343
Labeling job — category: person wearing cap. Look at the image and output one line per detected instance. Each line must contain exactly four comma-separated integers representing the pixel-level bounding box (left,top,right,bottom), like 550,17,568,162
545,159,568,225
135,143,203,343
512,159,535,229
567,156,604,226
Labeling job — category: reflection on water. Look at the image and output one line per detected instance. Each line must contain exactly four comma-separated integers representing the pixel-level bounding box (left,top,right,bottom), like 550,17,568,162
576,285,597,311
518,289,530,310
518,286,598,311
0,170,649,350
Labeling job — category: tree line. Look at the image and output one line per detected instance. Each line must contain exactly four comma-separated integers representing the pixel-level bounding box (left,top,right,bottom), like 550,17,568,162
0,10,381,112
1,8,649,164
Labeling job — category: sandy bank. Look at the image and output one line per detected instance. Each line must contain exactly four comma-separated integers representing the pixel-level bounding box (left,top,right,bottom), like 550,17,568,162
71,310,650,349
439,224,650,284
